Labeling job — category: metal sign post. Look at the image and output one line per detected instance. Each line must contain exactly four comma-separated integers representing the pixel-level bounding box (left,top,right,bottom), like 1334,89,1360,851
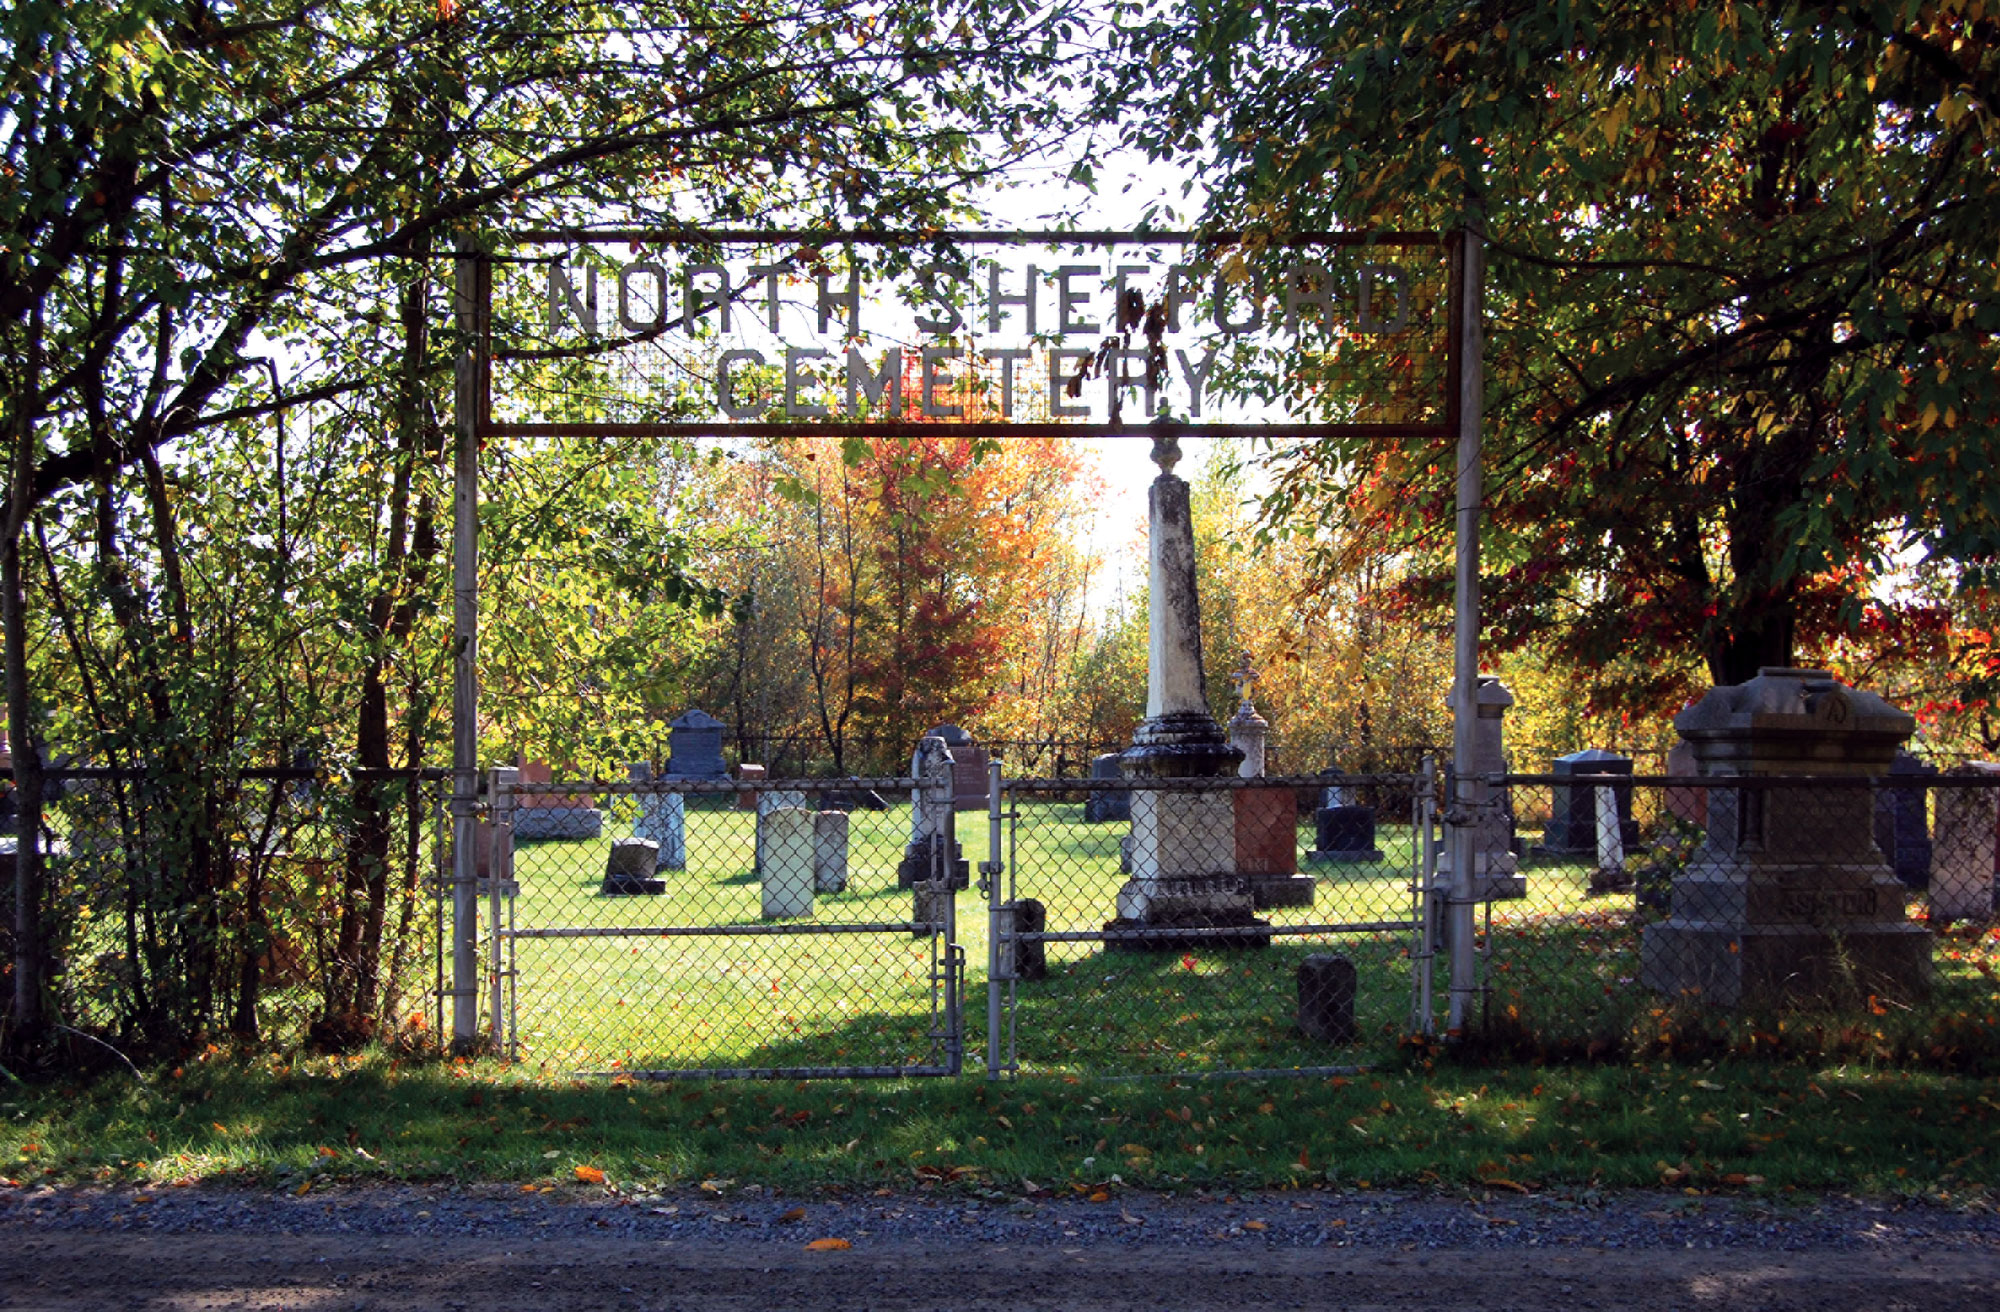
449,234,485,1053
1447,226,1485,1034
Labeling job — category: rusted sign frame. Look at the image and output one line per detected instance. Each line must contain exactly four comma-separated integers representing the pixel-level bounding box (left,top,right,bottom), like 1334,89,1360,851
472,228,1462,441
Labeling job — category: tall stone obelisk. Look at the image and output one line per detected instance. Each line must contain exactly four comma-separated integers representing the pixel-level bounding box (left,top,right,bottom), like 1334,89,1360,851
1108,429,1268,947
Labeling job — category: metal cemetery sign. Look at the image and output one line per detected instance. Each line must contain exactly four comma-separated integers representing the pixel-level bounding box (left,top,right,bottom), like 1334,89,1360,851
475,230,1462,439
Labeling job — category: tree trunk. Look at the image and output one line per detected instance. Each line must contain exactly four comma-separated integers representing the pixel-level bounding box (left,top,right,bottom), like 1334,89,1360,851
1706,599,1798,687
5,305,46,1052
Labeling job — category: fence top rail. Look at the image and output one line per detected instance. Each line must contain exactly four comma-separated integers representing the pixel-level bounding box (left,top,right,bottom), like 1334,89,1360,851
1004,773,1425,792
1497,771,2000,788
2,765,450,783
501,775,916,796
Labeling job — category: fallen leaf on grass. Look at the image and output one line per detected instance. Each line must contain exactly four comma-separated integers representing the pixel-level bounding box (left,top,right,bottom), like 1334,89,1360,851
913,1164,983,1182
805,1238,852,1251
574,1166,606,1185
1484,1178,1530,1194
1087,1190,1110,1203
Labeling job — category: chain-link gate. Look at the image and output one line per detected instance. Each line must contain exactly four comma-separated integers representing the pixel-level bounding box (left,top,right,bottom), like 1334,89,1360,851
987,771,1436,1078
480,758,967,1078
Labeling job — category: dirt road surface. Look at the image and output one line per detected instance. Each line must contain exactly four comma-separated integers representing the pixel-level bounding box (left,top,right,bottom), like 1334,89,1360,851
3,1183,1996,1311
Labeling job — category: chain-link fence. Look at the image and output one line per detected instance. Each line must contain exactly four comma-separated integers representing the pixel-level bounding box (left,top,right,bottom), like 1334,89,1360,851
989,774,1430,1078
1473,772,2000,1062
490,770,965,1078
24,757,1996,1078
6,767,446,1057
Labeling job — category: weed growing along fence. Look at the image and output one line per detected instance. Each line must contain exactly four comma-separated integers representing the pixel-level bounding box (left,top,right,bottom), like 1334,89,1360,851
3,767,444,1062
1471,774,2000,1066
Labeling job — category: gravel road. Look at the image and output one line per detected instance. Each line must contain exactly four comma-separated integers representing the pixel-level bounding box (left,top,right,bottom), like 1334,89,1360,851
3,1181,1997,1310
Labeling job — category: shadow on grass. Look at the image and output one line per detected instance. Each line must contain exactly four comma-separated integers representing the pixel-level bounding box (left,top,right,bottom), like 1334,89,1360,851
1006,937,1414,1075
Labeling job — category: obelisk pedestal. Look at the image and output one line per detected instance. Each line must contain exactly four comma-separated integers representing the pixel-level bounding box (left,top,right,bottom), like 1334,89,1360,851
1106,431,1270,950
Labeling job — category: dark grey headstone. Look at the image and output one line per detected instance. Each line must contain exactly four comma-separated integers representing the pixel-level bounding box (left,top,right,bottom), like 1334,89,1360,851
1297,954,1358,1043
897,832,969,889
1873,750,1936,889
1309,804,1383,863
1543,748,1638,853
514,805,603,841
666,708,730,780
816,788,890,812
1083,752,1131,823
1005,898,1048,981
602,838,665,895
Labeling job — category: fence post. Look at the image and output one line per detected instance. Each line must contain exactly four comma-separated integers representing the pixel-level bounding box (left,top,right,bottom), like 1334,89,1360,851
488,766,518,1052
984,756,1006,1080
1413,755,1438,1036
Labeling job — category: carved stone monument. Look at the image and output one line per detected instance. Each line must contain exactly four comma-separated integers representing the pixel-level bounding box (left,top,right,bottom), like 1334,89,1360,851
509,758,603,840
1931,762,1998,924
1540,748,1639,854
759,806,815,919
754,788,808,876
923,723,991,813
813,810,849,894
1105,430,1268,949
1587,783,1633,893
1227,654,1312,909
1083,753,1131,823
1296,954,1359,1043
1308,773,1383,864
1664,738,1708,826
898,735,969,889
628,762,685,871
666,708,730,780
602,839,665,896
1434,676,1524,901
1226,653,1269,780
1872,750,1936,890
1639,668,1931,1007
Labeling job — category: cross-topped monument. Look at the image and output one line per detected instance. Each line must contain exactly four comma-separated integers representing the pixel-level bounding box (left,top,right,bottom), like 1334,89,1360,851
1229,650,1258,713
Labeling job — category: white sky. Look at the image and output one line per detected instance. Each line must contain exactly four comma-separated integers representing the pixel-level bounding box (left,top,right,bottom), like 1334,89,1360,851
969,146,1228,613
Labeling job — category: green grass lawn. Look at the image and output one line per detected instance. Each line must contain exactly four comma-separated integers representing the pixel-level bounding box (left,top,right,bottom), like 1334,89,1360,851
499,796,1429,1076
5,1052,1997,1201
